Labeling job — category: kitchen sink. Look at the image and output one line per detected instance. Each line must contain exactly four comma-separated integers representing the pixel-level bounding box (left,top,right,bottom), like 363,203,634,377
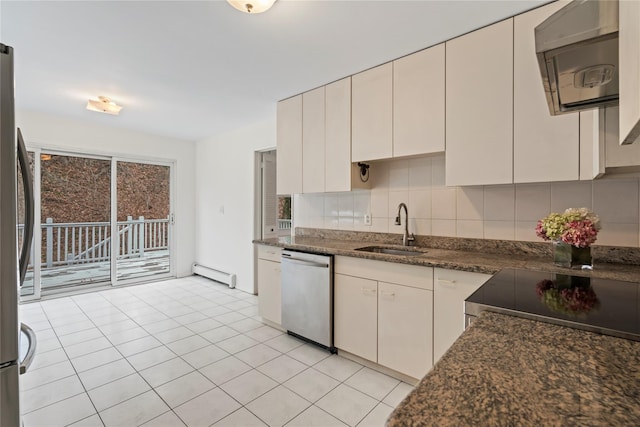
355,246,425,256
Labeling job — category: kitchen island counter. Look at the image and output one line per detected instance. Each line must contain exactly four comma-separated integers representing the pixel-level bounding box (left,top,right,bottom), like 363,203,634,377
386,311,640,426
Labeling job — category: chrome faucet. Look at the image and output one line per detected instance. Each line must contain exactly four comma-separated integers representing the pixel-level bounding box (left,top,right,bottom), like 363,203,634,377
395,203,415,246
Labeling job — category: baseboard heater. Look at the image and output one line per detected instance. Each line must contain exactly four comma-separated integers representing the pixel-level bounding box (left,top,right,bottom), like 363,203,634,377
192,263,236,288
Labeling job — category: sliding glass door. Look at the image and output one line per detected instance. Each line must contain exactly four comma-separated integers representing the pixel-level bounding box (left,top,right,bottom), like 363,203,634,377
115,160,171,283
18,149,174,300
40,153,112,291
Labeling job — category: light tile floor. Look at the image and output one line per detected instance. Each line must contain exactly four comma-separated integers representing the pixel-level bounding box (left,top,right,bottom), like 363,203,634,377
19,276,415,427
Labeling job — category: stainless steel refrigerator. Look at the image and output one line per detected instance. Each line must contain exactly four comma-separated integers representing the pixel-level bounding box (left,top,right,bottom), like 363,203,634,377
0,43,36,427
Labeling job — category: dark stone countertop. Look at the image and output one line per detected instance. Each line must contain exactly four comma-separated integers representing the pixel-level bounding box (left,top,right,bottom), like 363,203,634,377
254,231,640,283
386,311,640,427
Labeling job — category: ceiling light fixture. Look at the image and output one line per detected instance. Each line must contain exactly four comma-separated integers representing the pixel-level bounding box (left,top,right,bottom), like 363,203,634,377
227,0,276,14
86,96,123,115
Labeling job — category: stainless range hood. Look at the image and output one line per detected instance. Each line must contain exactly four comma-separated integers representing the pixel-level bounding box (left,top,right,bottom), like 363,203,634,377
535,0,619,116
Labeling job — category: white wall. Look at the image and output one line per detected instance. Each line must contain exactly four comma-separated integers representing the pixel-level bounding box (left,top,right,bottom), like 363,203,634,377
296,154,640,248
16,109,197,277
195,119,276,294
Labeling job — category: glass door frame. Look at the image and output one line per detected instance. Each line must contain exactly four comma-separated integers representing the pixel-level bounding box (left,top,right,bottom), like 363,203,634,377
110,156,175,288
20,144,176,299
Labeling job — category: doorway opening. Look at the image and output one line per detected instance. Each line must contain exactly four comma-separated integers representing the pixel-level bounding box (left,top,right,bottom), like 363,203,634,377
255,149,292,240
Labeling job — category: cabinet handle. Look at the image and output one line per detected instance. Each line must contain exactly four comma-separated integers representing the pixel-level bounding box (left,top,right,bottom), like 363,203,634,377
275,267,280,273
361,288,376,295
380,291,395,298
437,278,457,286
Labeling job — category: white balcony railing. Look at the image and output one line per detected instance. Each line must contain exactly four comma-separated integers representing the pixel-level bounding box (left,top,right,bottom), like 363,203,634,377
18,216,169,269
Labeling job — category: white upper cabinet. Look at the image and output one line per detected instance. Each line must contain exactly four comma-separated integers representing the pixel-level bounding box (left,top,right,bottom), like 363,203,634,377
579,110,604,180
279,78,368,195
445,19,514,186
619,0,640,145
352,63,393,162
393,44,445,157
302,87,325,194
513,1,579,183
276,95,302,195
325,78,354,193
604,107,640,167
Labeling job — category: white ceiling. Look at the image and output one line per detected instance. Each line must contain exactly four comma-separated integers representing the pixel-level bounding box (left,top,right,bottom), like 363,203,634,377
1,0,548,142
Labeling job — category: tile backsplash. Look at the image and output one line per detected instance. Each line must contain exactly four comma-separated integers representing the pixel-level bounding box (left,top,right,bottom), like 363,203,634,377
293,154,640,247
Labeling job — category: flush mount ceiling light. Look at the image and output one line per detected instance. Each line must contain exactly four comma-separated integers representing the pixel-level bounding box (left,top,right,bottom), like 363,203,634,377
86,96,123,115
227,0,276,14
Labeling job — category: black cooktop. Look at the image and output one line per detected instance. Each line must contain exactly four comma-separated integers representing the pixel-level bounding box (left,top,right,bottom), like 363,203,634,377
465,268,640,341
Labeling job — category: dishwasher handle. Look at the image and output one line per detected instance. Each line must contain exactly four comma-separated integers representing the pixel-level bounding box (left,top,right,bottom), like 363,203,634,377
281,253,329,268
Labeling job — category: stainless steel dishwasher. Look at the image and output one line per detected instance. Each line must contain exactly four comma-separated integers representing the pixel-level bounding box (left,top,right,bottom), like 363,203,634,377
281,250,335,352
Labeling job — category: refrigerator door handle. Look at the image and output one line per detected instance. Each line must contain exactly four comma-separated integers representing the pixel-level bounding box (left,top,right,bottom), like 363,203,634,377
19,323,36,374
17,128,34,286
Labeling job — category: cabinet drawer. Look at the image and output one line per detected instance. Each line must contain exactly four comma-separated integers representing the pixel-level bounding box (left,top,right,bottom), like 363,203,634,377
257,245,281,262
335,256,433,290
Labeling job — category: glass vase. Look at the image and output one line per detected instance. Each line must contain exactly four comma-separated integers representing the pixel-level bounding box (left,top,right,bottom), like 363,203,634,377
553,241,592,269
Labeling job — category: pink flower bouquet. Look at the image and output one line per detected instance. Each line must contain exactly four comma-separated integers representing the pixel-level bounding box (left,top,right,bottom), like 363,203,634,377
536,208,601,248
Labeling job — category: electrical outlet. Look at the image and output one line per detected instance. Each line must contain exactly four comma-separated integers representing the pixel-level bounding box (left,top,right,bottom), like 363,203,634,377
364,214,372,226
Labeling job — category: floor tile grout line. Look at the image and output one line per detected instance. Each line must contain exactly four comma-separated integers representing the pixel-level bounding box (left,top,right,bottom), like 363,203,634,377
65,412,105,427
20,389,87,417
69,294,176,426
86,373,152,413
77,285,257,424
22,279,409,427
117,306,281,422
143,409,186,427
19,359,76,391
22,299,109,426
34,297,105,422
90,287,217,424
279,365,341,403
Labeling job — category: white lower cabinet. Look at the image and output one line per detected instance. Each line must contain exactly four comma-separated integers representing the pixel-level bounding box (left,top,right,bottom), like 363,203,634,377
334,256,433,379
378,281,433,379
433,268,491,364
256,245,282,326
334,274,378,362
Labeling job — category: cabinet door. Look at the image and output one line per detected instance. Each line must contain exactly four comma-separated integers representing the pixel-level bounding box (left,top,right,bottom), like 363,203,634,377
257,259,281,325
334,273,377,362
605,107,640,167
513,2,579,183
445,19,514,186
433,269,490,364
619,0,640,145
277,95,302,195
393,44,445,157
352,63,393,162
325,77,353,192
302,87,325,193
378,282,432,379
579,110,605,180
